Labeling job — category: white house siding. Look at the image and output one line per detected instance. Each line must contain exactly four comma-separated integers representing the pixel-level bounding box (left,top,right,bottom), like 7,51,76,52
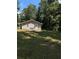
22,24,28,30
22,23,41,31
34,26,41,31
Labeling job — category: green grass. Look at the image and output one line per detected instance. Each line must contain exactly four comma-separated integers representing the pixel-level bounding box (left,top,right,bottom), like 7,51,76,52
17,30,61,59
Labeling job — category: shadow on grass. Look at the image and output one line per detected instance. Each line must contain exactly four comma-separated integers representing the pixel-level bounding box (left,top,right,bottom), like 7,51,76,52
17,31,61,59
35,30,61,40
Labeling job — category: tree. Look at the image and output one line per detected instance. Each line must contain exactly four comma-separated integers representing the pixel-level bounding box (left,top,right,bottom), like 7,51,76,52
36,0,61,32
17,0,20,11
17,0,22,29
22,4,37,20
18,0,61,31
36,0,48,28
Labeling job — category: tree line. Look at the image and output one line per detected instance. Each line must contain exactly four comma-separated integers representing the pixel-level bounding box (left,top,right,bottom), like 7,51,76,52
17,0,61,32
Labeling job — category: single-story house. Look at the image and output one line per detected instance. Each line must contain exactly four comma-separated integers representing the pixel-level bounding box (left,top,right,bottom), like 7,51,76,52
21,19,42,32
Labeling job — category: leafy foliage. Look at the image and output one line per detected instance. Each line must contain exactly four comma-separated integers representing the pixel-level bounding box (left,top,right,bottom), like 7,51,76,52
22,4,37,20
36,0,61,32
18,0,61,32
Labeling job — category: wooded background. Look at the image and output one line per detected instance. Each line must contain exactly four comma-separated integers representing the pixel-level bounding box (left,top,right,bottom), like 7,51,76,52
17,0,61,32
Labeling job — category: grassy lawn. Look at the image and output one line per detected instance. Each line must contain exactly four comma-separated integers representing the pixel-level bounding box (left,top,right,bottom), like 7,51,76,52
17,30,61,59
